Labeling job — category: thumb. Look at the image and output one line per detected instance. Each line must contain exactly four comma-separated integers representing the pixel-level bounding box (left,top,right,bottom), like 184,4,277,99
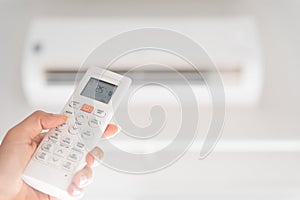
8,110,67,140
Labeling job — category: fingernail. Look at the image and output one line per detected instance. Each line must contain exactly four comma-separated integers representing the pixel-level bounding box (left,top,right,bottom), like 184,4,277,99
79,175,88,187
101,125,120,139
72,187,82,196
92,159,100,168
116,126,120,134
91,148,104,162
63,114,69,119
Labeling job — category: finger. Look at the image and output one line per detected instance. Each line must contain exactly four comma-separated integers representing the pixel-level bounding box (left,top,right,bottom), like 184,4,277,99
71,166,93,189
101,124,119,139
32,132,47,145
9,110,67,139
86,147,104,167
49,196,60,200
67,183,83,198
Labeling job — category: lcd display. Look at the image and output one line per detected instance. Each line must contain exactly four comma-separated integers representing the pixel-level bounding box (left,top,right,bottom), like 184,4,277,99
80,78,117,104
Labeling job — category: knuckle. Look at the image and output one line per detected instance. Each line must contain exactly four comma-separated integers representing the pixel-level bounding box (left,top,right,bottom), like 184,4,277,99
32,110,45,116
84,166,93,178
91,147,104,160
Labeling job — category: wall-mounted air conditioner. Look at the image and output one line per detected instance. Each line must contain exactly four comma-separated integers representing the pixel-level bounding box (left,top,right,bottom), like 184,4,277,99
22,17,263,111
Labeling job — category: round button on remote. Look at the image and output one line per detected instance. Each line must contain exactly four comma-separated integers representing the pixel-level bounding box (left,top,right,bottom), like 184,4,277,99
68,124,80,135
75,113,87,124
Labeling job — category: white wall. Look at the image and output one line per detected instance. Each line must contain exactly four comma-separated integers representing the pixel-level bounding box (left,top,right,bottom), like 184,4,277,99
0,0,300,199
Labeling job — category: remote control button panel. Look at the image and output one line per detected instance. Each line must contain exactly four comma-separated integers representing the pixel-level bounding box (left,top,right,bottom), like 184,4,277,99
33,101,107,173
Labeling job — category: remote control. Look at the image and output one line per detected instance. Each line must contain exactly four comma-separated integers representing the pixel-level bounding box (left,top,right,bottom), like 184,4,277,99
22,67,131,200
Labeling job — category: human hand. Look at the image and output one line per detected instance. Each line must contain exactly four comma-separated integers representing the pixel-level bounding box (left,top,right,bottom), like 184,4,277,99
0,110,118,200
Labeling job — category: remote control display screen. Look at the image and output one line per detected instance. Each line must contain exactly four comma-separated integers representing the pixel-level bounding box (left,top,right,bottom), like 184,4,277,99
81,78,117,104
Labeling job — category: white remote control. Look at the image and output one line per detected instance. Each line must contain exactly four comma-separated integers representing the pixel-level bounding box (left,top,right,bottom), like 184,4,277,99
22,67,131,200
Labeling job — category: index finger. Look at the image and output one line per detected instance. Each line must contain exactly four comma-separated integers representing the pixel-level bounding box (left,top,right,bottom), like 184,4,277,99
8,110,67,140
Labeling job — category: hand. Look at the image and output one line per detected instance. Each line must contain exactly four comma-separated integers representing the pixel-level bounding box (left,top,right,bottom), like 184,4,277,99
0,110,118,200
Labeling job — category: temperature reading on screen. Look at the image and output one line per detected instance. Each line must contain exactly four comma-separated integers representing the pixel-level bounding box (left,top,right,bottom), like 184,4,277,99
80,78,117,104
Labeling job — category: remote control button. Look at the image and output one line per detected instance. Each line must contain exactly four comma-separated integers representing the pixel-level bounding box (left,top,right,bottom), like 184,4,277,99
81,130,94,140
81,104,94,113
75,113,87,124
62,161,75,171
61,136,72,146
75,121,83,126
48,132,61,143
49,155,61,167
67,151,82,162
94,109,106,118
35,151,48,162
68,124,80,135
56,122,69,131
41,143,54,153
63,108,74,117
60,143,71,149
88,118,100,128
73,141,85,151
54,147,68,157
69,101,81,109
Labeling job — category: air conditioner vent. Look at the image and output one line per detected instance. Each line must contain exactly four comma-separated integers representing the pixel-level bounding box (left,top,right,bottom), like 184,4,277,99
45,66,241,85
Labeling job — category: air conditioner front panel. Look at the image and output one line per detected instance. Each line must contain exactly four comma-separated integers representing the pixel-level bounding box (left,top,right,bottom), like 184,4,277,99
22,17,263,111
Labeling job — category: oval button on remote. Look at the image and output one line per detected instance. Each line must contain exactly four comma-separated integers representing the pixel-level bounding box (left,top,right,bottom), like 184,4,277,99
57,122,68,131
81,130,94,140
88,118,100,128
94,109,106,118
69,101,80,109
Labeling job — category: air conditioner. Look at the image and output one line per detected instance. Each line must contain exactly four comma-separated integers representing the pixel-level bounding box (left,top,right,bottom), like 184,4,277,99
22,17,263,111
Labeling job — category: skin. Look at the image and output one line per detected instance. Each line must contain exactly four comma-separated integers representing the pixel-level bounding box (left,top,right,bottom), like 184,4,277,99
0,111,118,200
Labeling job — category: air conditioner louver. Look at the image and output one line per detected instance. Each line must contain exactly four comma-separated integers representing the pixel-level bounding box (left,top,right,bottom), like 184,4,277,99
45,66,241,85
